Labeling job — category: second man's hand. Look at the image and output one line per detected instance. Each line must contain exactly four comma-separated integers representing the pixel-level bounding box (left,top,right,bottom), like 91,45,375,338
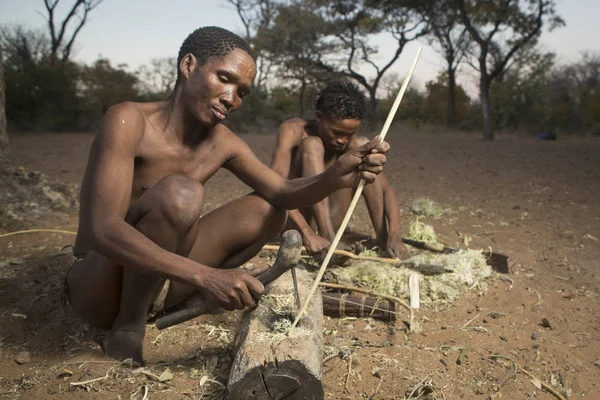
329,136,390,188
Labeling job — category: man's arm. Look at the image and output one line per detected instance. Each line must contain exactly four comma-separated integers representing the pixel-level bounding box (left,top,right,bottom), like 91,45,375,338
225,131,388,211
87,104,262,309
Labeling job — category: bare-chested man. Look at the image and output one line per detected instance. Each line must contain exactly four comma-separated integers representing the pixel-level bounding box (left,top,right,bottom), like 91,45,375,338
66,27,389,365
270,80,409,259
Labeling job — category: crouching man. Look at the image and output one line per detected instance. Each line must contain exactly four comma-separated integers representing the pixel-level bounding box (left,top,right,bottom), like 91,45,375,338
65,27,390,365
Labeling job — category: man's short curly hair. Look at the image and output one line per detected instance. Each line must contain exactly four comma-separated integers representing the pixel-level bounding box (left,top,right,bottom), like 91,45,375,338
315,79,366,121
176,26,254,84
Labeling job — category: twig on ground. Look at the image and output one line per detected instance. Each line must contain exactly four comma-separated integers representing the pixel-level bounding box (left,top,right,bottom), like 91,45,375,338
520,368,567,400
369,378,384,400
462,313,480,330
533,290,542,306
324,354,338,363
456,341,470,365
490,355,567,400
70,367,113,387
344,353,353,393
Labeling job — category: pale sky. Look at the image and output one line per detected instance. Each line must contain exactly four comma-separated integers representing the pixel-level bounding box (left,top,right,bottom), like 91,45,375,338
1,0,598,97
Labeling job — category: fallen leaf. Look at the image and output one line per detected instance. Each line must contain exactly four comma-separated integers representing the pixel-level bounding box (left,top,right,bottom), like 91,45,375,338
541,318,552,329
57,368,73,379
199,375,208,386
158,368,173,382
370,367,383,377
530,377,542,390
550,374,559,387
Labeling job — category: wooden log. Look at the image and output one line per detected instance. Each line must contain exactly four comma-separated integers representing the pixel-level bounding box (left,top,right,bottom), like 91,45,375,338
227,265,324,400
321,292,396,321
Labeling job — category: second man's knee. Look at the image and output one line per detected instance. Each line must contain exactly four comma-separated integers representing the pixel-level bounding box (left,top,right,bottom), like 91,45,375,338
156,175,204,227
298,136,325,158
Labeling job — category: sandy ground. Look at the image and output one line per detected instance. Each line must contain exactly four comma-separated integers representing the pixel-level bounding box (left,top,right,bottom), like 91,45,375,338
0,129,599,399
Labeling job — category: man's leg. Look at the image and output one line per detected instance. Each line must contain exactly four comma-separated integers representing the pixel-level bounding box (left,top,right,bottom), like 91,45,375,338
67,174,205,363
163,192,287,308
330,137,388,247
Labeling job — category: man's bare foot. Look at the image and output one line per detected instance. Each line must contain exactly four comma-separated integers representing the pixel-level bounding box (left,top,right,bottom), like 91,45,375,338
102,329,145,366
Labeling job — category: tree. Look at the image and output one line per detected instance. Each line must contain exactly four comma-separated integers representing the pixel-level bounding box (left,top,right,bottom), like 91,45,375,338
137,57,177,100
310,0,430,127
428,0,470,128
226,0,276,90
454,0,564,139
255,3,334,117
421,73,471,127
0,42,9,161
1,25,81,131
79,58,139,127
42,0,106,62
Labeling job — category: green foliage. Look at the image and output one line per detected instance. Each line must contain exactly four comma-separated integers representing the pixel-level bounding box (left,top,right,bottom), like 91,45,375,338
78,58,140,128
421,73,471,127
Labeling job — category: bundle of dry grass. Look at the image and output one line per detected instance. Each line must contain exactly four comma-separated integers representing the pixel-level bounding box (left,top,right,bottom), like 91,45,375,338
336,249,492,305
406,217,438,243
410,197,449,218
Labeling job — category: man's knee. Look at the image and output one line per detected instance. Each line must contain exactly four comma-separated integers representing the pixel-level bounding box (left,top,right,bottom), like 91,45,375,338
155,174,204,227
347,135,370,151
298,135,325,159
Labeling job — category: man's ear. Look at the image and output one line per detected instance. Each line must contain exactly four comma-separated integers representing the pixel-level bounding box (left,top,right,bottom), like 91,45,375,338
315,110,323,123
179,53,198,82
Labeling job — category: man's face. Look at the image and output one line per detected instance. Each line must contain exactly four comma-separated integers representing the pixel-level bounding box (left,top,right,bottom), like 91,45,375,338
316,112,362,153
181,48,256,126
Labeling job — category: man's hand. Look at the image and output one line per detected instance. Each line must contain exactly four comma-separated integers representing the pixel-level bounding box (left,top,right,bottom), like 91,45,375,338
386,233,410,260
331,136,389,188
303,231,332,255
195,268,264,311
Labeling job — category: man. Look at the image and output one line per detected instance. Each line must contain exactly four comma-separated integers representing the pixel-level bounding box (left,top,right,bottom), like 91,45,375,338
270,80,409,259
65,27,389,365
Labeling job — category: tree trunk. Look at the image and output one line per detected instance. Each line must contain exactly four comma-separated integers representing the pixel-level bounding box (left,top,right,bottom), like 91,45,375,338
479,73,494,140
367,91,378,131
227,266,324,399
0,44,10,161
447,66,457,129
298,81,306,118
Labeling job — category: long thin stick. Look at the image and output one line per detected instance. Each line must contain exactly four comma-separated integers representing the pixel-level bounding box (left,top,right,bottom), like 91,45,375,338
288,48,422,334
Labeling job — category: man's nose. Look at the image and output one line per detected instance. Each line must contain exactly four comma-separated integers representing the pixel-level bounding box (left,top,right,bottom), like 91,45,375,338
221,89,239,110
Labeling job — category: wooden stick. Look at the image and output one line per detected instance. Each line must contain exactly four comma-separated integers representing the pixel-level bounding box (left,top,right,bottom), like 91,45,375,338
262,244,400,264
70,367,113,387
288,48,422,335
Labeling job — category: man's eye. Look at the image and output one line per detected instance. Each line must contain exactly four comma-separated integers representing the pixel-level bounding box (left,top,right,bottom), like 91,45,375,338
219,75,229,83
237,90,246,99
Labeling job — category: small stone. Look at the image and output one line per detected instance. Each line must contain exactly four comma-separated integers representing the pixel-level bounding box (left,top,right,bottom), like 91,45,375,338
531,332,541,340
489,312,504,319
500,336,508,342
15,351,30,364
532,343,540,349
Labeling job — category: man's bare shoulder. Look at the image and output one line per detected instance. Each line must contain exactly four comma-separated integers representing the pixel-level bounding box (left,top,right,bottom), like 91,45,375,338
277,117,308,147
213,123,252,157
96,101,146,151
279,117,306,134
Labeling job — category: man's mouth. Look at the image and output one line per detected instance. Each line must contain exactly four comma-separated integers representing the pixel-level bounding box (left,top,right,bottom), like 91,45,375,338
212,107,228,121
